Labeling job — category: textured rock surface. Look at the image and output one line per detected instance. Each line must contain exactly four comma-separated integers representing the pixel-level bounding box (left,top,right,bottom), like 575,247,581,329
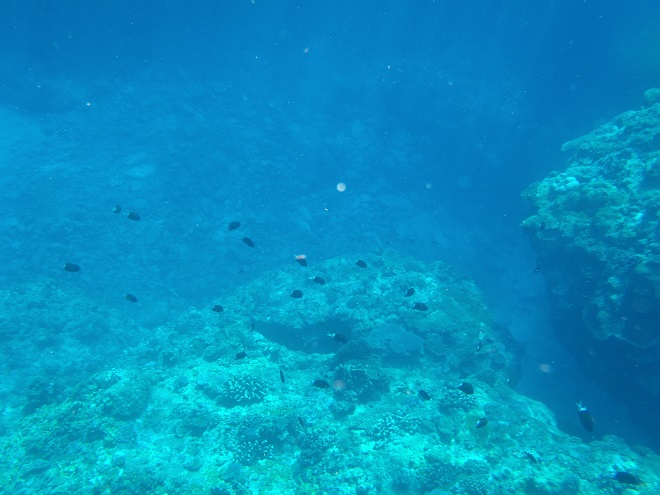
522,91,660,441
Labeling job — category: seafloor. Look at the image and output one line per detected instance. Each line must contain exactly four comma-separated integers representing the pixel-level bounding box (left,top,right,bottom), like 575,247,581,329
1,251,658,495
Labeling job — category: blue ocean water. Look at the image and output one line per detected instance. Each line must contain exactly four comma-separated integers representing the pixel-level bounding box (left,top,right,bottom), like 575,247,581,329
1,1,660,493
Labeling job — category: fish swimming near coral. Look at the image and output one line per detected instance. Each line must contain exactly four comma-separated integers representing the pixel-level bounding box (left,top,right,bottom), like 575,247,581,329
328,333,348,343
63,263,81,272
577,402,594,432
235,351,247,360
475,417,488,428
313,276,326,285
313,379,329,389
242,236,255,247
418,389,431,400
457,382,474,395
613,471,642,485
126,293,138,303
356,260,367,268
279,369,285,383
404,288,415,297
211,304,224,313
126,211,140,221
413,302,428,311
291,290,303,298
228,221,241,231
112,204,122,214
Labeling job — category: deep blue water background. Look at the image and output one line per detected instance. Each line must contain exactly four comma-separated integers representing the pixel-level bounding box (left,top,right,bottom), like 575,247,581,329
1,1,659,448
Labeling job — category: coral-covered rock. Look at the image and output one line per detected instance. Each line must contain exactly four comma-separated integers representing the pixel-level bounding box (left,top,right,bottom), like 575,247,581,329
522,94,660,443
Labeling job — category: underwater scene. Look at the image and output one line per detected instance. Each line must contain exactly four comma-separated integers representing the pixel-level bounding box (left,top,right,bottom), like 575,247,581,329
1,1,660,494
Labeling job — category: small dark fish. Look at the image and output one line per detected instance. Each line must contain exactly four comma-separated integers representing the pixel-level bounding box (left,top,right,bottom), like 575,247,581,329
413,302,428,311
126,211,140,221
297,416,306,427
112,204,122,214
235,351,247,360
211,305,224,313
228,221,241,231
356,260,367,268
418,389,431,400
539,221,546,230
290,290,303,299
313,276,326,285
249,319,255,331
126,293,138,303
63,263,81,272
329,333,348,343
523,452,538,464
613,471,642,485
279,369,285,383
313,379,329,389
404,288,415,297
242,237,255,247
475,417,488,429
296,258,307,267
577,403,594,432
457,382,474,395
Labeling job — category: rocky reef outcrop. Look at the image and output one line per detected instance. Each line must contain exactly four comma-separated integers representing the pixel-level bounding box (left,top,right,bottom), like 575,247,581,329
522,90,660,444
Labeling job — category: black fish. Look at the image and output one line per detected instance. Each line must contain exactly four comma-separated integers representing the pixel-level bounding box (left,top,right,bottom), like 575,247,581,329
126,293,138,303
356,260,367,268
405,288,415,297
112,204,122,214
539,221,546,230
63,263,81,272
126,211,140,221
475,417,488,428
313,276,326,285
211,305,224,313
413,302,428,311
418,389,431,400
329,333,348,343
296,258,307,267
523,452,538,464
613,471,642,485
298,416,306,427
457,382,474,395
242,237,255,247
235,351,247,360
228,221,241,231
291,290,303,299
279,369,285,383
577,403,594,432
313,379,329,389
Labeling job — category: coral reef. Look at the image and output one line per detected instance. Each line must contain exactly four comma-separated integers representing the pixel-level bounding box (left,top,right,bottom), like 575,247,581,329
522,90,660,443
0,253,658,494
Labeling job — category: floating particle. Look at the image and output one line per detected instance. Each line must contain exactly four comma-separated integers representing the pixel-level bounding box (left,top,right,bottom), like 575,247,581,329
242,237,255,247
290,290,303,299
63,263,81,272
